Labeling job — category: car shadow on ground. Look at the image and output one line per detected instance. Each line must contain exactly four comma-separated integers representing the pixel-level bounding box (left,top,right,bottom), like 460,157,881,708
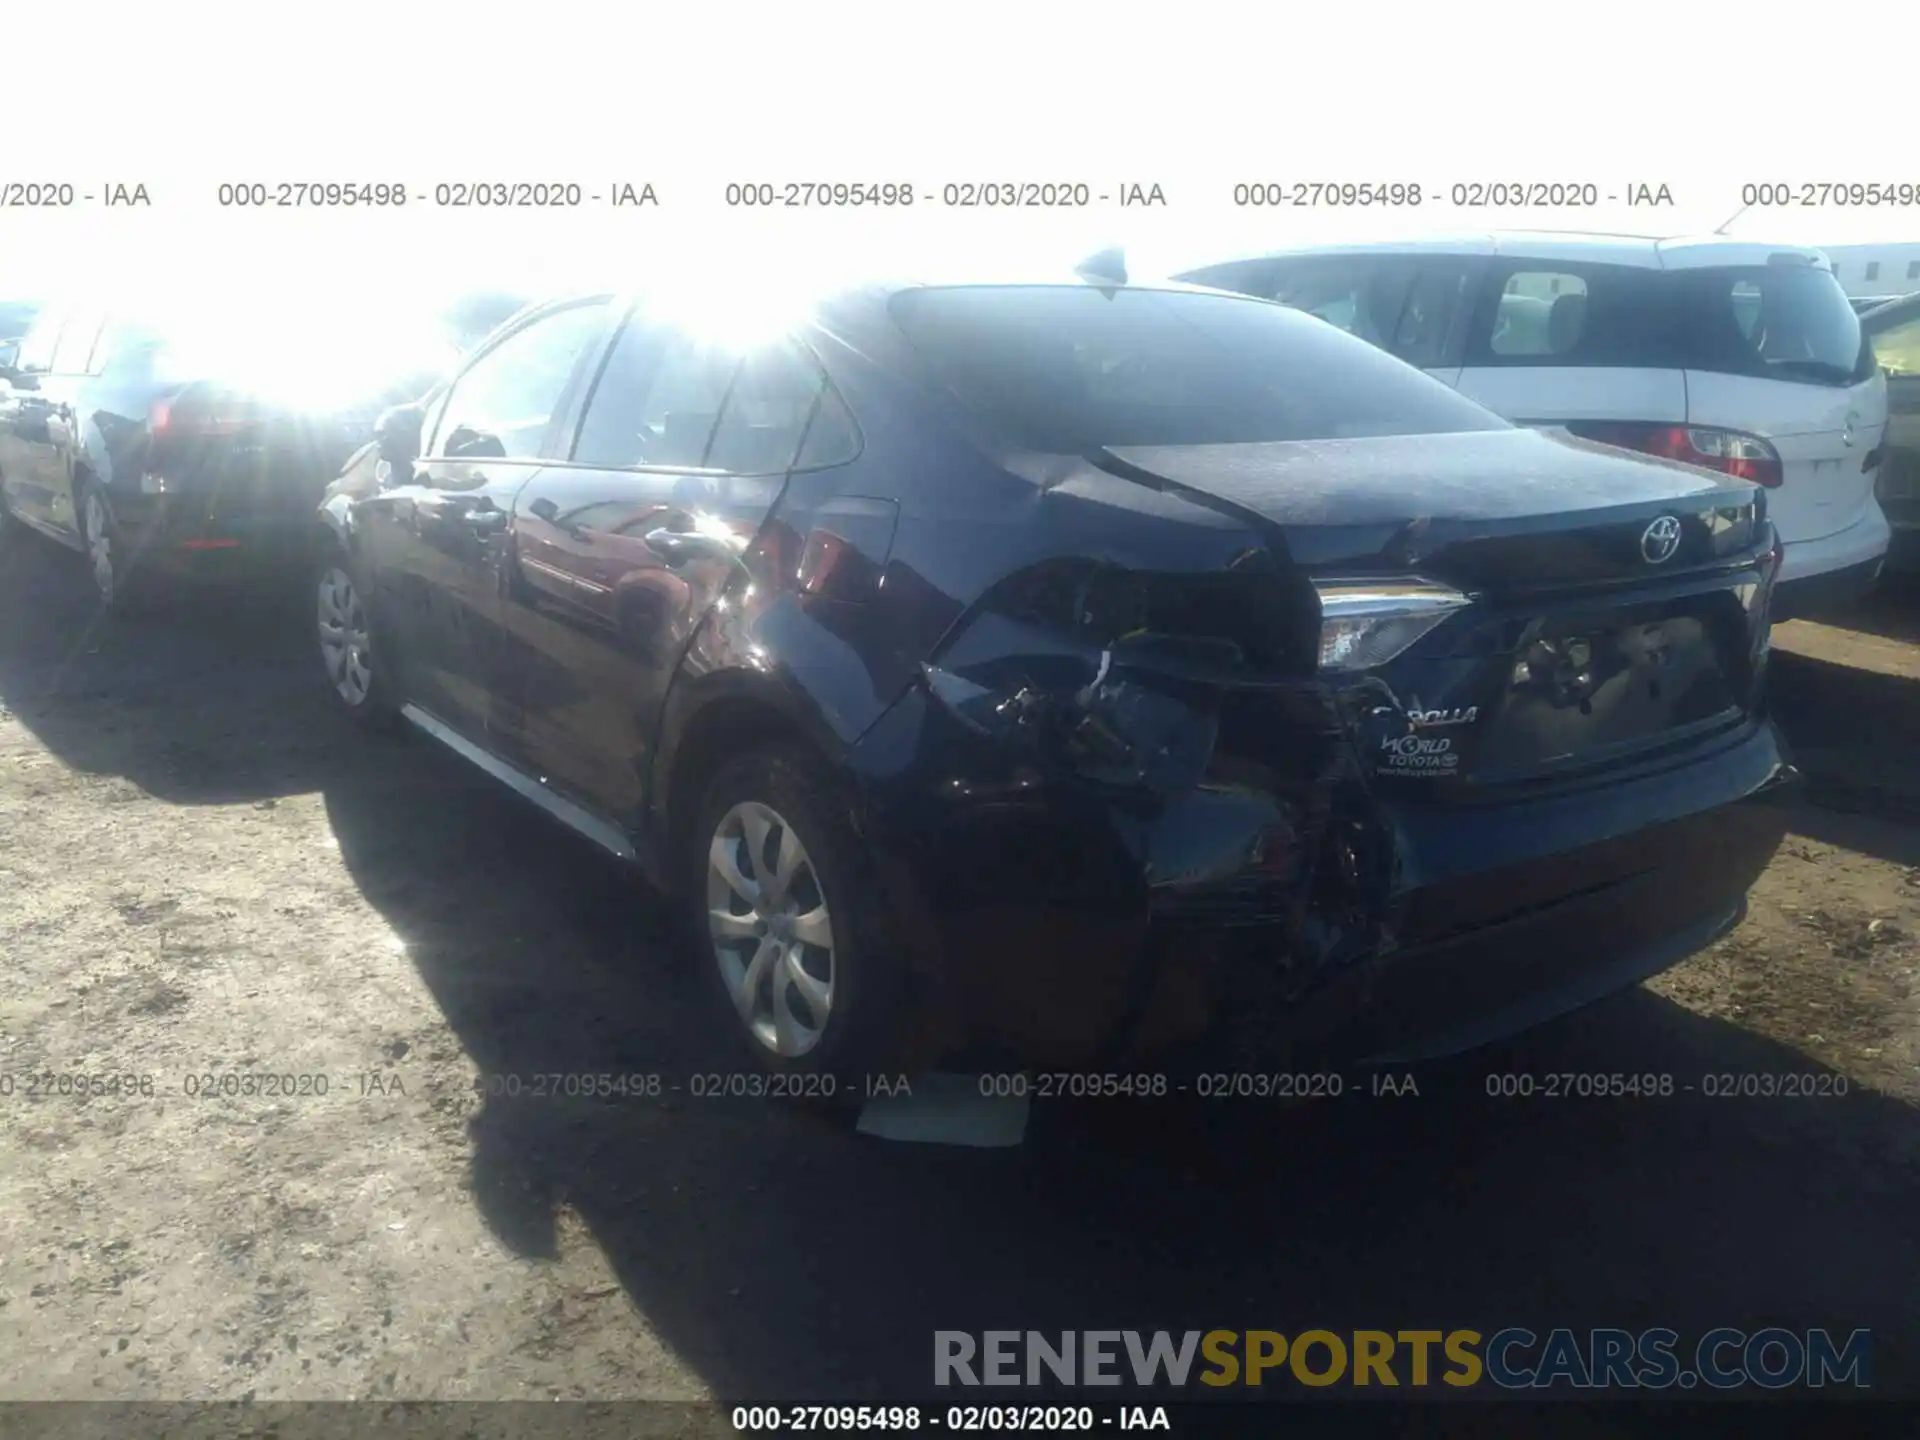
0,536,334,804
1768,646,1920,863
307,655,1920,1404
1822,575,1920,647
338,748,1920,1402
4,538,1918,1406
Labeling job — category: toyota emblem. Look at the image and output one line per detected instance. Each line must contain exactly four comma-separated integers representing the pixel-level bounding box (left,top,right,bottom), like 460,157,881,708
1641,515,1682,565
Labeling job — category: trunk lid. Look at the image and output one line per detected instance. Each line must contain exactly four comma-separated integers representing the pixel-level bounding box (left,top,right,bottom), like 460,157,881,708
1099,427,1775,790
150,383,378,520
1102,427,1763,590
1683,368,1885,545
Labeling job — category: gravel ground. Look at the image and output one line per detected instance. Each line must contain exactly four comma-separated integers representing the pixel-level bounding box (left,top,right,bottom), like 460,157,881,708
1,535,1916,1405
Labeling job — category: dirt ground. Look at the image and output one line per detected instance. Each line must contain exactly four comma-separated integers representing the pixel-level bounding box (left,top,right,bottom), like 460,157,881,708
1,535,1917,1407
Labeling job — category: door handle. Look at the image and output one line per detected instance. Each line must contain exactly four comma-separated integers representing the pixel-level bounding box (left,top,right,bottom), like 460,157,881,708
463,508,509,534
644,527,734,567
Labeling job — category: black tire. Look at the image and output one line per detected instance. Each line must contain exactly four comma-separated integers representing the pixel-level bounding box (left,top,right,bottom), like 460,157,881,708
76,479,143,612
682,745,909,1093
314,543,400,730
0,482,20,548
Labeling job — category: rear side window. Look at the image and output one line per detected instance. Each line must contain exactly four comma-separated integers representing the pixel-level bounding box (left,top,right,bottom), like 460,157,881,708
796,386,860,469
1246,257,1469,369
704,345,826,475
1269,257,1411,345
891,285,1505,451
1489,273,1587,356
1466,263,1676,368
572,318,849,475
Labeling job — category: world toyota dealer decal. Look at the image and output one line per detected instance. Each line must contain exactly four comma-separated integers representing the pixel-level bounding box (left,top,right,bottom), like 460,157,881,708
1380,733,1460,771
1378,703,1478,773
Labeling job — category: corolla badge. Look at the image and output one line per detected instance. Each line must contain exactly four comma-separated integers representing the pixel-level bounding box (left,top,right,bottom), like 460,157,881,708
1843,410,1860,448
1640,514,1682,565
1407,705,1478,728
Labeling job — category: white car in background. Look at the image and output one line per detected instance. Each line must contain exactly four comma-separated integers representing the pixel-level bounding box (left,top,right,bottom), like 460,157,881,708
1177,234,1890,620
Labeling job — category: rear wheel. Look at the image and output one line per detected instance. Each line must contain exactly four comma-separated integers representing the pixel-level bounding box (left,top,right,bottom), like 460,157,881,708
78,481,139,611
685,746,907,1090
315,547,398,728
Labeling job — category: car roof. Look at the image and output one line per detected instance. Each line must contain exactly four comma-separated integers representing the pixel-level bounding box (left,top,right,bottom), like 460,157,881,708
515,269,1256,350
1184,231,1836,274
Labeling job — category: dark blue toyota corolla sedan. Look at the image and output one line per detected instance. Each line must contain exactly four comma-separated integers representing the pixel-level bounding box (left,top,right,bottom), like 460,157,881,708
313,263,1797,1083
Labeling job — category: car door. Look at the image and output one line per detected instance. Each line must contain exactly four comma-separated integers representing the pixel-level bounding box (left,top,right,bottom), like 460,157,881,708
1865,299,1920,534
0,307,71,533
356,297,613,745
1452,259,1688,428
496,310,846,828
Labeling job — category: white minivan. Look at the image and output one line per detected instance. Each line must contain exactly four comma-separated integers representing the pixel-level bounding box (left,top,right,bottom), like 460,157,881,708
1176,234,1890,620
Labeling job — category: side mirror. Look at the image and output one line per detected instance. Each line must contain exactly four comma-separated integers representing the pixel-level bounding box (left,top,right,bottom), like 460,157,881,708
374,402,426,467
442,424,506,461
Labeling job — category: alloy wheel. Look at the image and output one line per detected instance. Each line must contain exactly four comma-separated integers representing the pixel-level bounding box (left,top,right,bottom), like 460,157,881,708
84,493,114,602
317,566,373,706
706,800,837,1057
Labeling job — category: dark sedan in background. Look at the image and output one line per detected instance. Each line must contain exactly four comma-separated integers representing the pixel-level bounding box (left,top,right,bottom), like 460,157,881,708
314,268,1797,1081
0,293,486,608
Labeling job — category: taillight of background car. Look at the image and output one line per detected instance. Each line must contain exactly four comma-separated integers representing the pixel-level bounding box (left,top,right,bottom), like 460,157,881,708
1566,421,1784,489
149,392,258,439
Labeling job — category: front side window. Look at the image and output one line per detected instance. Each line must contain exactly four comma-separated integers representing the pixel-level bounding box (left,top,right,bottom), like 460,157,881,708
14,309,67,375
432,300,610,461
50,311,107,375
892,285,1505,451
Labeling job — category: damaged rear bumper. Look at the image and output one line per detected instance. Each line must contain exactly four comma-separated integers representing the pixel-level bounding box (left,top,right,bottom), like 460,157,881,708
851,676,1798,1071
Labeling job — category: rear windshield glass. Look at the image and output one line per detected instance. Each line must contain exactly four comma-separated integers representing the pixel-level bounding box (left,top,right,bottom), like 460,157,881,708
1673,265,1875,387
890,285,1507,451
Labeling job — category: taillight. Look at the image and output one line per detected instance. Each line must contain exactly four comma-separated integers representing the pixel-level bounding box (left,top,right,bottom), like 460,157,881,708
1568,422,1784,489
149,393,254,437
1312,579,1471,672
